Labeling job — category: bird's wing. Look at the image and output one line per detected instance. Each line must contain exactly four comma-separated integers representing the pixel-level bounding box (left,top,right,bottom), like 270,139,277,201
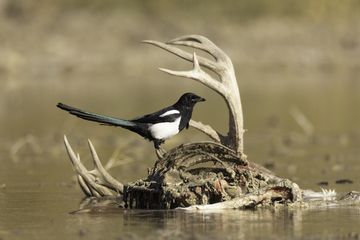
132,108,181,124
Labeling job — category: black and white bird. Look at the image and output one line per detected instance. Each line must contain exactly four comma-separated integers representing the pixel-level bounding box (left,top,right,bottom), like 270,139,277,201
57,92,205,150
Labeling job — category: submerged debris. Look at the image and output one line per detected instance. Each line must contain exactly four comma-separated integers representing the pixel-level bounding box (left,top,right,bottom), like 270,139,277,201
335,179,354,184
302,188,337,201
317,181,329,186
340,191,360,201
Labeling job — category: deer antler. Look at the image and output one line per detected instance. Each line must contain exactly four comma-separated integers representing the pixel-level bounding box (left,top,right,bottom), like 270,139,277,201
63,135,124,196
143,35,245,156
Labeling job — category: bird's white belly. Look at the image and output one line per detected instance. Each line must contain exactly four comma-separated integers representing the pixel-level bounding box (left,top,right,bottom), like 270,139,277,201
149,117,181,140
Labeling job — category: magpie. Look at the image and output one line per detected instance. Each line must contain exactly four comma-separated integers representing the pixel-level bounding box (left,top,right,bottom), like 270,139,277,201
57,92,205,149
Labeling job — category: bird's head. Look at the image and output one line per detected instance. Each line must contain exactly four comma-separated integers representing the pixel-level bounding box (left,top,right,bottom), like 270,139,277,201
176,92,206,108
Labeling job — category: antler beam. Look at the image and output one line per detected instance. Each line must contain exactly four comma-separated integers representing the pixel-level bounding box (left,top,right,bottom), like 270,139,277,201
143,35,245,157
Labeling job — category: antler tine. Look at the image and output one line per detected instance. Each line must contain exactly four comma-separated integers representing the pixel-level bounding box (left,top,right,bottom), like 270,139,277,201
142,40,218,72
77,175,92,197
167,35,230,64
189,120,222,142
159,52,226,95
87,139,124,193
76,165,102,198
64,136,92,178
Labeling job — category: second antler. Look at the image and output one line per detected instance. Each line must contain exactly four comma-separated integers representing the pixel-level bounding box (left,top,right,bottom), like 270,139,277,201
143,35,245,157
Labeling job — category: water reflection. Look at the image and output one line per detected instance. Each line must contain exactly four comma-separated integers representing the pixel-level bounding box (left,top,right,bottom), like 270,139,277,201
63,206,359,240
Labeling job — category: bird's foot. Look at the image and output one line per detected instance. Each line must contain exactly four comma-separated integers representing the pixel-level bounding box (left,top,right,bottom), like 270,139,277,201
155,147,167,159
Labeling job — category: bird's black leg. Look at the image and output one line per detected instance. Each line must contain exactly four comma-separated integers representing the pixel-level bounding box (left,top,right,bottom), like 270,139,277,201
154,139,166,159
153,139,161,150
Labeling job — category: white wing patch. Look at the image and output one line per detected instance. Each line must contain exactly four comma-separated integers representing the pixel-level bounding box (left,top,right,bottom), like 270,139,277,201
149,117,181,140
160,110,180,117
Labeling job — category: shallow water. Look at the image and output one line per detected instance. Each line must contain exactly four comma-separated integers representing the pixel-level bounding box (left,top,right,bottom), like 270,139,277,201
1,181,360,240
1,80,360,240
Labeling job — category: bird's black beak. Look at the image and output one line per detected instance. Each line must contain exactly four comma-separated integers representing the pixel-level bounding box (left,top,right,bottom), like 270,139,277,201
197,97,206,102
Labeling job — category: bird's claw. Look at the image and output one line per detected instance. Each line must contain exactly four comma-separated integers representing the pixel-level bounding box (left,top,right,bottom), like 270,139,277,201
155,147,167,159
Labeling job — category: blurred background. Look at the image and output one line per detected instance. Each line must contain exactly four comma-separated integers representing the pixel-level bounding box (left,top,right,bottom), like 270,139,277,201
0,1,360,239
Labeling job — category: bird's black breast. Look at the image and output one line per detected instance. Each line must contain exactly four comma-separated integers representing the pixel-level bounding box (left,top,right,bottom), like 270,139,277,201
178,107,192,131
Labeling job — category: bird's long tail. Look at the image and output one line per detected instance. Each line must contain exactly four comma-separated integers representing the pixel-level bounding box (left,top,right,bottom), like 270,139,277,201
57,103,136,128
